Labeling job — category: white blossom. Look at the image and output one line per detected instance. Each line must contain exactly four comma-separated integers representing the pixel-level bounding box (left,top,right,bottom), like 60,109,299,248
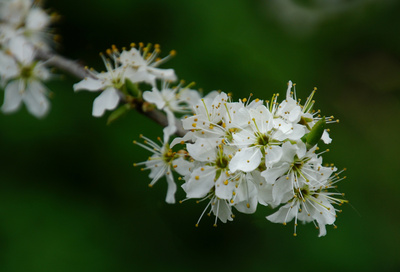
266,170,347,237
73,52,128,117
133,128,180,204
119,43,177,86
134,80,346,236
1,37,51,117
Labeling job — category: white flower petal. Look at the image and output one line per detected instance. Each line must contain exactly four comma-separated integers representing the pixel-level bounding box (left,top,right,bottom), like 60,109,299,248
257,183,274,207
321,130,332,144
183,166,215,198
73,77,105,92
165,170,177,204
229,146,262,173
186,138,216,162
26,8,50,31
261,163,290,184
264,145,283,167
92,87,120,117
280,141,298,163
215,173,236,200
288,124,306,140
127,69,156,85
170,131,194,148
173,157,193,177
0,51,19,79
272,176,293,204
23,80,50,118
9,36,35,64
142,88,165,109
212,199,233,223
286,80,293,98
234,181,258,214
163,108,177,139
266,202,297,224
1,80,23,113
147,67,177,82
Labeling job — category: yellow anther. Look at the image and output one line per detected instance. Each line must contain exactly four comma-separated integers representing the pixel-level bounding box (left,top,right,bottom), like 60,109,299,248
223,180,229,185
170,50,177,56
195,176,199,180
192,123,197,127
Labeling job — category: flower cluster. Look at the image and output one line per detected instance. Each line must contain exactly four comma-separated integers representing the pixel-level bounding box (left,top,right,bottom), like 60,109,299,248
135,81,347,237
0,1,348,238
73,43,179,119
0,0,54,117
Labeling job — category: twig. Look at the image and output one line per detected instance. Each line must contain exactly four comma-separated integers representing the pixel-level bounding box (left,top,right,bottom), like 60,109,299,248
36,49,92,79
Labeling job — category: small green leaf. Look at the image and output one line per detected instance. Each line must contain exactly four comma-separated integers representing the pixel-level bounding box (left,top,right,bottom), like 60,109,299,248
305,117,326,149
125,78,141,97
107,104,131,125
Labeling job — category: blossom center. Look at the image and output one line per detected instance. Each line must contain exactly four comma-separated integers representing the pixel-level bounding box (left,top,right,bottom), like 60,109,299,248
20,65,34,79
256,132,269,146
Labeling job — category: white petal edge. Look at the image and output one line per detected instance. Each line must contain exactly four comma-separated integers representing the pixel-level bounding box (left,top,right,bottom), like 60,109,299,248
92,87,120,117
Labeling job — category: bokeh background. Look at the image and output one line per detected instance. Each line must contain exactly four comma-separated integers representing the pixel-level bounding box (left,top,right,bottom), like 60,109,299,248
1,0,400,271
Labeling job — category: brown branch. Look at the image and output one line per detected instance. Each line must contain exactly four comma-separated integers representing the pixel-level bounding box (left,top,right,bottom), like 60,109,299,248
36,49,92,79
36,49,186,137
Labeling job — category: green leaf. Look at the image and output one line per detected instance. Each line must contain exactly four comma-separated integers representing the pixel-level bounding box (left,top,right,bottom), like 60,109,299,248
125,78,141,97
107,104,131,125
305,117,326,149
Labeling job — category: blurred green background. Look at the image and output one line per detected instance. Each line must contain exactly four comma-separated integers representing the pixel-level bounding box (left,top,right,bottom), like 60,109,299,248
1,0,400,271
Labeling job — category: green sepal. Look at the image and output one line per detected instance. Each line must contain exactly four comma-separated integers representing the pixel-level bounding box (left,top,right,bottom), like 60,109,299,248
107,104,131,125
125,78,141,97
305,117,326,149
